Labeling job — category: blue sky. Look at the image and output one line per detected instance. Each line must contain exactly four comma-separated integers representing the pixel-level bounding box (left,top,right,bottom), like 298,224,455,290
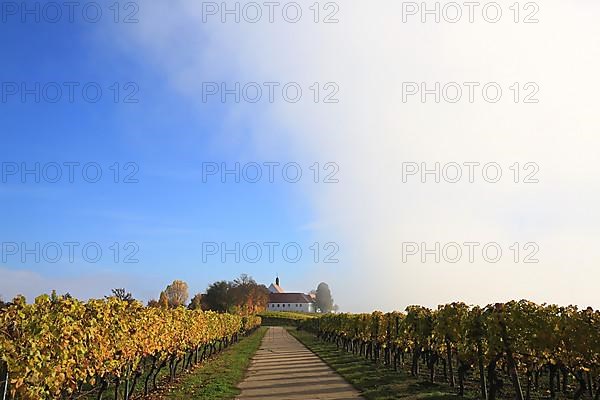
0,3,326,302
3,1,600,312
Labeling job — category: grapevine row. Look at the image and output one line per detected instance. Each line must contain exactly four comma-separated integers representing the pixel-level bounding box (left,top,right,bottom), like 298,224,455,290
0,294,261,400
302,300,600,400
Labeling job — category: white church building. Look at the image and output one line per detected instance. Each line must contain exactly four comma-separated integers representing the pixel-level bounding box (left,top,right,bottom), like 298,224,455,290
267,277,316,313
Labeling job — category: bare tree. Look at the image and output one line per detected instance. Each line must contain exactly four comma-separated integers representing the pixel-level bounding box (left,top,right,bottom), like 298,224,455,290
107,288,134,302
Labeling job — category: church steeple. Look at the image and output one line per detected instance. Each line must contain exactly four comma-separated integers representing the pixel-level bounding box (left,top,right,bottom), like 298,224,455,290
268,275,284,293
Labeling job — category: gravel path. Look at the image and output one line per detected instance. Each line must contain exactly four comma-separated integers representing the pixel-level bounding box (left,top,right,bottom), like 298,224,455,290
236,327,364,400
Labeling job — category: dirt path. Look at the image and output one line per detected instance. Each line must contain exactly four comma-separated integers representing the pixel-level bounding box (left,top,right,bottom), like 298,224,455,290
236,326,364,400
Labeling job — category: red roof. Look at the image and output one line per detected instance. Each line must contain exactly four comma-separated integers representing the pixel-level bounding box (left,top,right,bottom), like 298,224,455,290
269,283,285,293
269,293,314,304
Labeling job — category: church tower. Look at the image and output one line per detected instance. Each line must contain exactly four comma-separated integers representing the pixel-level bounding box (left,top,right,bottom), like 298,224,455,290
268,276,284,293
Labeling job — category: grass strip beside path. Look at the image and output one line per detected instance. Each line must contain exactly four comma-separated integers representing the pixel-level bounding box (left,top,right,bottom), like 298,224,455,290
160,327,267,400
288,328,464,400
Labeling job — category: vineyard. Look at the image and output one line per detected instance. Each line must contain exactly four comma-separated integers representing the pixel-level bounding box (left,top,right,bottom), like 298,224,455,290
3,296,599,400
258,311,317,326
302,301,600,400
0,294,261,400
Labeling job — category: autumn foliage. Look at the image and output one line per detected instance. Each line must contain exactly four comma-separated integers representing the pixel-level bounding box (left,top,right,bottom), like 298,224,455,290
0,294,261,400
304,301,600,400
